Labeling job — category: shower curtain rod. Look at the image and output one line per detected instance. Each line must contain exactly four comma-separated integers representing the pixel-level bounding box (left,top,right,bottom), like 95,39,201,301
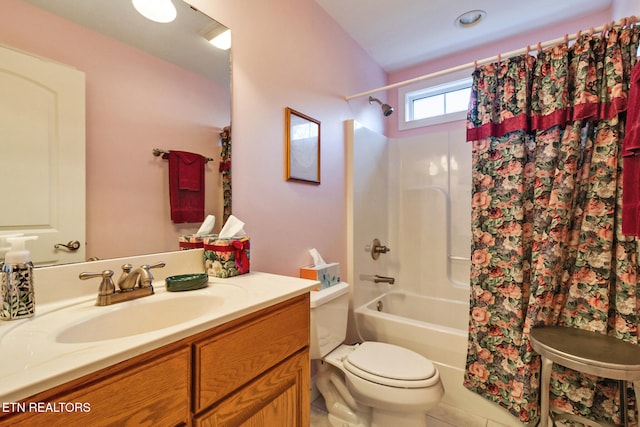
345,17,635,101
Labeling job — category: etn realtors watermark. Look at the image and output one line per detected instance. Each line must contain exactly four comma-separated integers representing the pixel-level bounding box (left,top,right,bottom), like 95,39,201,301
2,401,91,413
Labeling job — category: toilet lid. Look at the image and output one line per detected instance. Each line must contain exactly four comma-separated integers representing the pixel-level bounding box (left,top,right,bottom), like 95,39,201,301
344,342,437,388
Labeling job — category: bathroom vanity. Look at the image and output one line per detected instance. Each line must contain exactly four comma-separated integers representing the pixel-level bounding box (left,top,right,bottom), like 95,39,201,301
0,250,317,426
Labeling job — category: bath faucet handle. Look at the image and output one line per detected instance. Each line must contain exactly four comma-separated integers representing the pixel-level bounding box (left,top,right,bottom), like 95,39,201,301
370,238,391,260
374,245,390,254
79,270,116,296
138,261,166,287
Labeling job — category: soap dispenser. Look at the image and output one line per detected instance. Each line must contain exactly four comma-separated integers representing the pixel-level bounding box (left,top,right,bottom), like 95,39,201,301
1,235,38,320
0,233,23,260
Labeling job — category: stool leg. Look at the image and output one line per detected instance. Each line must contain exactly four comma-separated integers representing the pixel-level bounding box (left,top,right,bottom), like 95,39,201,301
539,357,553,427
633,381,639,427
620,380,628,427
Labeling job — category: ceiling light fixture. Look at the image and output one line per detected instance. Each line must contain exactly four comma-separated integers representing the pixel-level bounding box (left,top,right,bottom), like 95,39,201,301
132,0,177,24
454,10,486,28
209,29,232,50
203,26,232,50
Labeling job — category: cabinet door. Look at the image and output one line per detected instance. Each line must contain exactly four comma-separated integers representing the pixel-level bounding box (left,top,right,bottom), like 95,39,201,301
195,350,310,427
194,296,309,412
2,347,190,427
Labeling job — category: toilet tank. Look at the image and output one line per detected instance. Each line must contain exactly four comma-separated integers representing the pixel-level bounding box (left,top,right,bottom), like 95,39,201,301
309,282,350,359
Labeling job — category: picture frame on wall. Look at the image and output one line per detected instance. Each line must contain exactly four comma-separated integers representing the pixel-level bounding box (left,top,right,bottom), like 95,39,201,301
285,107,320,184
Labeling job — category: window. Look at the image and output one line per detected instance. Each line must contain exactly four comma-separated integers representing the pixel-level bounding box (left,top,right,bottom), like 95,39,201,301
398,70,472,130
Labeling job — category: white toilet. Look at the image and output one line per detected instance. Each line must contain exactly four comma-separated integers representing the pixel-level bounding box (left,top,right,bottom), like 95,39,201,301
310,282,444,427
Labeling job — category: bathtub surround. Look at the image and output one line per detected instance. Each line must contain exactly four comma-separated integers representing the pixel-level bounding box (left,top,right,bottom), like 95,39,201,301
347,121,519,425
465,24,640,425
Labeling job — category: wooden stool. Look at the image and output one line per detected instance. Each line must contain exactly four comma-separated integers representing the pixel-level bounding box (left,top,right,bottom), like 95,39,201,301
530,327,640,427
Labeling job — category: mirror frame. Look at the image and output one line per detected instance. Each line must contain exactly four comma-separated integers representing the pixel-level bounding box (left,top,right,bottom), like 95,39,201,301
285,107,321,184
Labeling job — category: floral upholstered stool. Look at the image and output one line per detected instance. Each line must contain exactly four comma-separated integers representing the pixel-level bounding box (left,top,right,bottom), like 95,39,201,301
530,327,640,427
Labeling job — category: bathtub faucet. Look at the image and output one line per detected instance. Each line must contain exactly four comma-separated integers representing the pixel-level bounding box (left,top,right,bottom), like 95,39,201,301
374,275,395,285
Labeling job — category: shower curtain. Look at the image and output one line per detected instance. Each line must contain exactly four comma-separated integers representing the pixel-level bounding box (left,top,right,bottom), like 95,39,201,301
219,125,232,223
463,24,640,425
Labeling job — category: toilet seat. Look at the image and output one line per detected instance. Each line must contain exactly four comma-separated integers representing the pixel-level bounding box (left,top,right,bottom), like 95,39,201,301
343,342,439,388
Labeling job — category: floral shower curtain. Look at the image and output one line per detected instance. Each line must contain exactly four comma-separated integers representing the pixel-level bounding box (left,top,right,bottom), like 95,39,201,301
464,24,640,425
219,125,232,223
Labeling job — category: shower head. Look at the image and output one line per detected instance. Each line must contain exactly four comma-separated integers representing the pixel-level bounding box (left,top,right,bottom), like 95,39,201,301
369,96,394,117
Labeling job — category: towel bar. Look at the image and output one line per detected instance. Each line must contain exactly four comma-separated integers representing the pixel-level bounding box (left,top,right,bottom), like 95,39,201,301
152,148,213,163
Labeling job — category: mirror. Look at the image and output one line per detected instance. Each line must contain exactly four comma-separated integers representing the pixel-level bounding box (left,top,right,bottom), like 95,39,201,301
2,0,231,265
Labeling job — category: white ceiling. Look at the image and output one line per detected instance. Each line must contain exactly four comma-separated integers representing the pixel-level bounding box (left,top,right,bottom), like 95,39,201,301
23,0,614,85
315,0,613,72
22,0,230,86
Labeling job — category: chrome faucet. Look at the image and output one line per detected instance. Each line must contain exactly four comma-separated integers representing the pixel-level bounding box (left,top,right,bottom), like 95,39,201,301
118,262,165,290
79,261,165,306
373,275,395,285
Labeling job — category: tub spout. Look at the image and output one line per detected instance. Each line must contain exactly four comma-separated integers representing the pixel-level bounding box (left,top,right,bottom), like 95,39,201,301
374,275,395,284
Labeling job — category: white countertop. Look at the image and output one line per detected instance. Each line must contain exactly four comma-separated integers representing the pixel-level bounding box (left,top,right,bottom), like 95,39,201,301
0,252,318,403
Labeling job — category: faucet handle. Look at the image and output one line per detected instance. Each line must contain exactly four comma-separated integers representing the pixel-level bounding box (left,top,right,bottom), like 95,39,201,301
138,261,166,287
370,238,391,260
79,270,116,296
147,261,166,270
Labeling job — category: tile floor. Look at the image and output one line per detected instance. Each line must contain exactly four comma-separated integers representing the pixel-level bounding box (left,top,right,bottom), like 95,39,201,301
310,395,523,427
310,396,332,427
310,396,458,427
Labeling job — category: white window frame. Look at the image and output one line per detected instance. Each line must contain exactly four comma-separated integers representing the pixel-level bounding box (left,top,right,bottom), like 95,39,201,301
398,68,473,131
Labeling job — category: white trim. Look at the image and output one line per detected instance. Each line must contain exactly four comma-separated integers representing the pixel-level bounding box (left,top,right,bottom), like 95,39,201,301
398,68,471,131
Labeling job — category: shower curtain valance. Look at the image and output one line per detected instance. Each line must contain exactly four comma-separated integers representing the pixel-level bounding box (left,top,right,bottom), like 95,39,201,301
466,25,638,141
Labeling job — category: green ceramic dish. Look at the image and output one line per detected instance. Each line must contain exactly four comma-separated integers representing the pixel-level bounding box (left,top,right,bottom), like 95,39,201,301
165,273,209,292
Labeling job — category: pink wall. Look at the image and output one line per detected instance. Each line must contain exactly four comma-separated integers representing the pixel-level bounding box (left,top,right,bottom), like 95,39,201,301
386,8,617,139
1,0,230,260
4,0,633,280
188,0,386,277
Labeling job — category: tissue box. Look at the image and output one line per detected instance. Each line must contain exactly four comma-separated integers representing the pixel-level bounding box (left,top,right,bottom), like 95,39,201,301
179,234,209,250
300,263,340,290
204,237,250,278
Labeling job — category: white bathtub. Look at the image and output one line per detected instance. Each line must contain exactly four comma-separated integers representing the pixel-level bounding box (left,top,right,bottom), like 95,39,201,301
354,290,520,427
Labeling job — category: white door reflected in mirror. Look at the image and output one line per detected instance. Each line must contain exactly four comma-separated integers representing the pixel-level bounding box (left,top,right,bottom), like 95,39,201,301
0,45,86,265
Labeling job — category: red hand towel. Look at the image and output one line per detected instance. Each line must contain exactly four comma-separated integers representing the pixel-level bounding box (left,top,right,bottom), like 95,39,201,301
622,62,640,235
163,150,205,223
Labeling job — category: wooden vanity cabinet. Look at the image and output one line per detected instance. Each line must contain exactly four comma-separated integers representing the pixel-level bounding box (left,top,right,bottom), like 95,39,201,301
193,293,310,425
0,294,310,427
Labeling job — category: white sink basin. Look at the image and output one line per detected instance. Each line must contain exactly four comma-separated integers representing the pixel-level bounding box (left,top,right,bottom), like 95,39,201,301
56,294,225,343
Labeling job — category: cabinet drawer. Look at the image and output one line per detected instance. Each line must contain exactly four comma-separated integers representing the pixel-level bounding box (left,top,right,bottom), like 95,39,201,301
194,295,309,412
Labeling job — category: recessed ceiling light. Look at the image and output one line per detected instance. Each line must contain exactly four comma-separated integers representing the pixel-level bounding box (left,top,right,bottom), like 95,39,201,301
455,10,486,28
132,0,177,23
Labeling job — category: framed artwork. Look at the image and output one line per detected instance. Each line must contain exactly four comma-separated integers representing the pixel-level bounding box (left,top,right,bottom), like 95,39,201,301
285,107,320,184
